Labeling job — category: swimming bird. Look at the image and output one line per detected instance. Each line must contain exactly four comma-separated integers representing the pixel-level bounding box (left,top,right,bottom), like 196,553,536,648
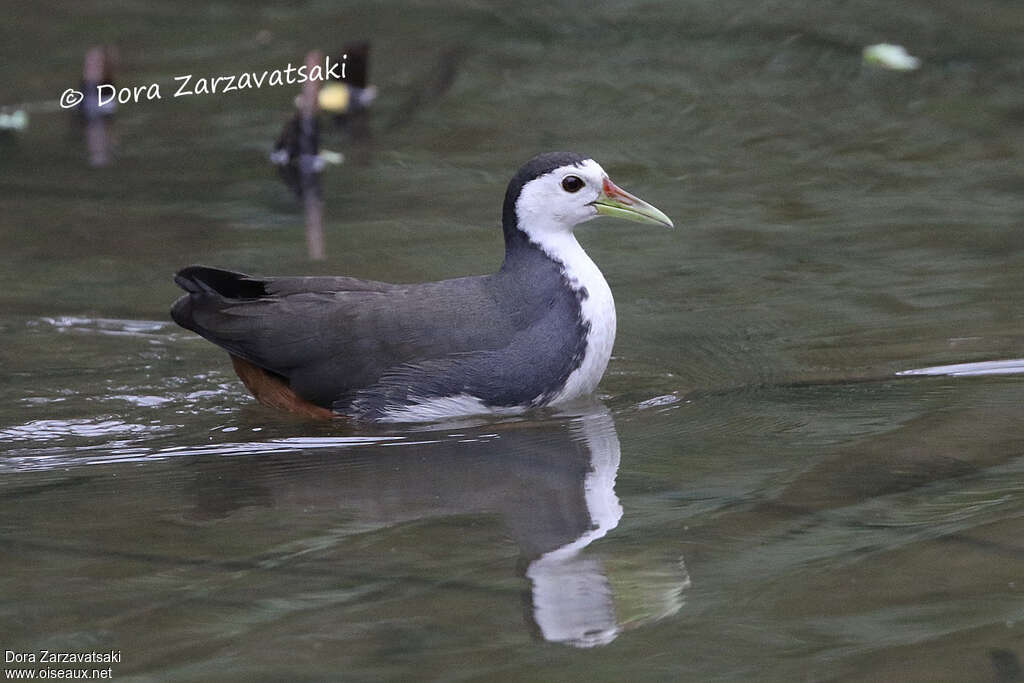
319,41,377,124
171,152,673,422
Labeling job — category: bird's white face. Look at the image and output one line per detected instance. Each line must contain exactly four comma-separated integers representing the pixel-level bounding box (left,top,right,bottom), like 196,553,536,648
514,159,674,242
515,159,608,238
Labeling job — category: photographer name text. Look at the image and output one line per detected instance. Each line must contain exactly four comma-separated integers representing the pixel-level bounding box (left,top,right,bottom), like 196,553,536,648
60,54,344,108
6,650,120,665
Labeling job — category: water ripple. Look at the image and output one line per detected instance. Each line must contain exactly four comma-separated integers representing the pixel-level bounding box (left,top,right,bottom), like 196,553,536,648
37,316,173,337
897,358,1024,377
0,433,408,472
1,418,163,442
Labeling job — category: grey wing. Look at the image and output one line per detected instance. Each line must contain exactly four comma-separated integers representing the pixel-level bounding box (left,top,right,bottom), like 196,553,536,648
171,266,516,408
343,292,589,420
287,276,520,406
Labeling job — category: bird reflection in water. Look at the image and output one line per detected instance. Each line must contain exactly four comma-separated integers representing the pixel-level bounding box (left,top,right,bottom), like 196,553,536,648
524,409,625,646
187,404,688,647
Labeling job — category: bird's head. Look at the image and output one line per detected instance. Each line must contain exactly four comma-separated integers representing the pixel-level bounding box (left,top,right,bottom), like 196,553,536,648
503,152,673,248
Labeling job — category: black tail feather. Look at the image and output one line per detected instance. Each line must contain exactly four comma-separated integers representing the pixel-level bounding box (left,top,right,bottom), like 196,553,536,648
173,266,268,300
171,266,270,334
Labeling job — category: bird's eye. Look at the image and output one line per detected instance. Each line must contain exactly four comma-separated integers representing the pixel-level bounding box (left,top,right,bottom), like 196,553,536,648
561,175,584,193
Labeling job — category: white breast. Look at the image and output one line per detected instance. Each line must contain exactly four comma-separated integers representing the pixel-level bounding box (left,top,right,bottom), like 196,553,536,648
531,232,616,405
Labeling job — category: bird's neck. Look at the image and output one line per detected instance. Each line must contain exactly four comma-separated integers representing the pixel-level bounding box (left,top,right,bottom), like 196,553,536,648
529,229,617,404
504,228,605,295
501,224,617,404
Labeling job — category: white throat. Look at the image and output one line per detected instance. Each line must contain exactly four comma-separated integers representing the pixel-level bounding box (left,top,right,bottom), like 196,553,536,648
529,230,617,405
